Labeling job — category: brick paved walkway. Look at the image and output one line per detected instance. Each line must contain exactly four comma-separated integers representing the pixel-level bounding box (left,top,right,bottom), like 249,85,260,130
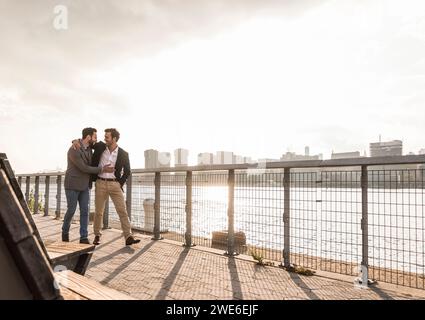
34,215,425,300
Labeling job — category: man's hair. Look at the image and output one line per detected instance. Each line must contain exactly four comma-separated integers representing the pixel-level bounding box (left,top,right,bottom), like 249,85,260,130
105,128,120,142
82,127,97,139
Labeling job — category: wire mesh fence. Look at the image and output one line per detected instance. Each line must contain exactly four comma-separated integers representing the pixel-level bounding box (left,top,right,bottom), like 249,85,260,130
234,170,284,261
129,173,155,231
16,163,425,289
192,171,228,249
159,173,186,243
290,171,320,270
319,170,362,276
368,169,425,289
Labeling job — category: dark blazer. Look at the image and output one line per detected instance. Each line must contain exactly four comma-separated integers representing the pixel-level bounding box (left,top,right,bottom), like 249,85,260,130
90,141,131,188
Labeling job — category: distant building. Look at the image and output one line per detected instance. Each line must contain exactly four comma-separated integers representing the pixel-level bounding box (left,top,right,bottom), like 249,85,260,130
174,148,189,167
281,145,322,161
243,157,253,163
145,149,171,168
281,152,321,161
419,149,425,155
158,152,171,168
198,153,214,165
233,155,244,164
370,140,402,157
39,167,63,173
215,151,233,164
331,151,361,160
144,149,159,169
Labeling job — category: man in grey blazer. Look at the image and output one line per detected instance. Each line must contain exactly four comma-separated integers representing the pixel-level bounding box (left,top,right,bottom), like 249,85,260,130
62,127,114,244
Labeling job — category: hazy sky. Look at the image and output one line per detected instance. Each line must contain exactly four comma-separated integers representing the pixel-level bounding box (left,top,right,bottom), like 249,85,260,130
1,0,425,173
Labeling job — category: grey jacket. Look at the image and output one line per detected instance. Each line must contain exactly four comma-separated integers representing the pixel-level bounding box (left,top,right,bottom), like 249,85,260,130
64,141,101,191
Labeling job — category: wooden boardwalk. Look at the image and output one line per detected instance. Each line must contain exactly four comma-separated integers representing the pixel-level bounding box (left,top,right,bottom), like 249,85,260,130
35,215,425,300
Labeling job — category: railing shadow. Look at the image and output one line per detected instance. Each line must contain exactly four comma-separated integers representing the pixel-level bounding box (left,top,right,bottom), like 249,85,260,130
94,235,123,250
228,257,243,300
155,247,190,300
369,285,394,300
288,272,320,300
101,241,155,285
89,245,137,268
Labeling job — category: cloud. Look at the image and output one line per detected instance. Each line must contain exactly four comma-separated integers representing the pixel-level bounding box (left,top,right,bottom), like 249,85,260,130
1,0,425,172
0,0,326,121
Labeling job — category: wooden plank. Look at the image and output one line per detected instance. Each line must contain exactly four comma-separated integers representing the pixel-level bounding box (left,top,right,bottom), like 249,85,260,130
0,168,62,300
0,235,34,299
46,242,95,258
60,286,88,300
55,270,135,300
48,251,67,260
14,237,62,299
47,242,95,275
0,170,34,243
0,157,50,260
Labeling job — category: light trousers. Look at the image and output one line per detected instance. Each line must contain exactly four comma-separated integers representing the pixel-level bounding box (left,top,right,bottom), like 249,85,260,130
94,179,132,240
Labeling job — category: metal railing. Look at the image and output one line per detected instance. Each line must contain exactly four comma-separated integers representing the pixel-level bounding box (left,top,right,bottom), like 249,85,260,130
17,155,425,289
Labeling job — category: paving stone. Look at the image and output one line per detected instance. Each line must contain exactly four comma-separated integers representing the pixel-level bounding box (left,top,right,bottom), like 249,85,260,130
34,215,425,300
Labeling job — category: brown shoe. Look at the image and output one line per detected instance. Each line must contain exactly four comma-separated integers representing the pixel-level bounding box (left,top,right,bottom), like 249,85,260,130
125,235,140,246
93,235,101,245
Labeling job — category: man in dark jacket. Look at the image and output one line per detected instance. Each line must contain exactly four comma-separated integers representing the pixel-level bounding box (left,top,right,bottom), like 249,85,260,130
73,128,140,246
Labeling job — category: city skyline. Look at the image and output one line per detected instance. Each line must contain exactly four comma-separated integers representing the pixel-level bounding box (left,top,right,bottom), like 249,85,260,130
92,138,419,172
1,1,425,173
144,138,420,169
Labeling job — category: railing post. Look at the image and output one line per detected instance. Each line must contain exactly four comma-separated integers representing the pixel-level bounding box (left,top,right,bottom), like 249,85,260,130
225,169,237,256
44,176,50,216
25,176,30,203
126,173,132,221
34,176,40,214
283,168,291,268
184,171,195,247
102,197,110,229
152,171,163,240
356,165,370,287
18,176,22,188
55,175,62,219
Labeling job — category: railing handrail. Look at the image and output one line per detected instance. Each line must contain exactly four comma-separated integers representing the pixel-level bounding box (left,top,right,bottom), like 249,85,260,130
16,155,425,176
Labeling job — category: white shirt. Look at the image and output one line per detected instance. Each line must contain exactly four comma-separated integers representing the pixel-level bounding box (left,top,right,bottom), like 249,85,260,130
98,146,119,179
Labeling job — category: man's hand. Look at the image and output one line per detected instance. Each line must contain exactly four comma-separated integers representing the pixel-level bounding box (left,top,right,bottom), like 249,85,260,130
72,139,81,151
102,164,115,173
